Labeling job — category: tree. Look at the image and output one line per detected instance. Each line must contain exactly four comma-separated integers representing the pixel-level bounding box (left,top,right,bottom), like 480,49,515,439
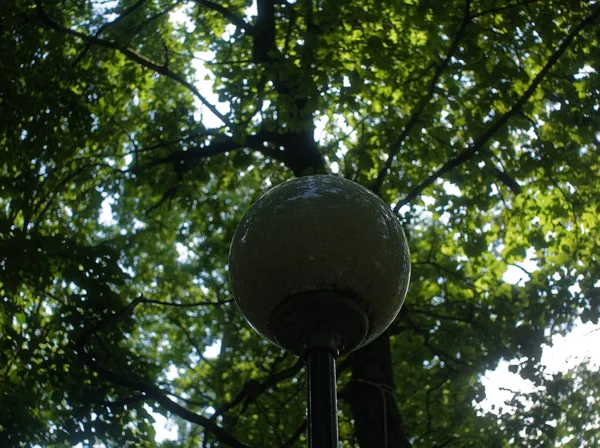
1,0,599,446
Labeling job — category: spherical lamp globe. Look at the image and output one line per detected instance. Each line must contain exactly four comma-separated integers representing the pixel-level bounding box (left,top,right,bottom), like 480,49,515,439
229,175,410,357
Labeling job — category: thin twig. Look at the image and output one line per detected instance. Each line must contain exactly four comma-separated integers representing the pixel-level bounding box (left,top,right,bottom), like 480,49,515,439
140,298,233,307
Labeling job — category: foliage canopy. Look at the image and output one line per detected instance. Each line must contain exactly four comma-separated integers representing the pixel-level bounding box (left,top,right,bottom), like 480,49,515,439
1,0,600,446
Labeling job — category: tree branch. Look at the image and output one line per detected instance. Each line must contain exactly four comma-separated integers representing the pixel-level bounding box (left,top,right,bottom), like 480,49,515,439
36,1,231,127
471,0,543,19
115,1,182,43
126,130,218,154
428,132,522,194
424,370,452,437
168,317,216,369
210,358,303,420
136,132,275,174
409,307,494,341
282,420,307,447
253,0,277,63
73,0,150,65
193,0,254,34
492,166,522,194
372,0,472,194
74,298,250,448
140,297,233,307
393,5,600,213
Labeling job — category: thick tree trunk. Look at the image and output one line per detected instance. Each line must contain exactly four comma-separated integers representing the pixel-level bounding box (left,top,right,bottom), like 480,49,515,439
344,333,412,448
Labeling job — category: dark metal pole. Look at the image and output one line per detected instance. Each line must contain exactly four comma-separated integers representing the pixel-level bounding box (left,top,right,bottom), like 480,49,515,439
305,348,338,448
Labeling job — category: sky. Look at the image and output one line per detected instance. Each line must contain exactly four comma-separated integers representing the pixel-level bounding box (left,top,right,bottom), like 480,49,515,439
84,1,600,445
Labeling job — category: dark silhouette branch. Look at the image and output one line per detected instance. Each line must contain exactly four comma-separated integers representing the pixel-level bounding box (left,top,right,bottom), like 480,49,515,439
372,0,472,194
125,130,220,155
471,0,543,19
409,307,494,341
94,393,150,413
115,1,182,43
35,1,231,127
73,0,151,65
155,139,246,166
194,0,254,34
168,317,216,369
282,420,307,447
424,370,452,436
218,2,323,176
210,358,304,420
144,185,180,214
393,5,600,213
73,297,250,448
253,0,277,63
427,132,522,194
137,129,325,176
323,116,368,156
135,131,288,174
419,331,465,371
140,297,233,307
492,166,522,194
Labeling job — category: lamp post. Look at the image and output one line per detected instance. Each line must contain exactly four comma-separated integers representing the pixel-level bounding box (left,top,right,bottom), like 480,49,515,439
229,175,411,447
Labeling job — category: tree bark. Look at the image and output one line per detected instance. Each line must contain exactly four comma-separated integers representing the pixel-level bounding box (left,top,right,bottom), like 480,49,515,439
344,333,412,448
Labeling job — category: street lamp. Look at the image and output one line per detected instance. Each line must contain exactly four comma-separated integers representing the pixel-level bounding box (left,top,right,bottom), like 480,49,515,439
229,175,411,447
